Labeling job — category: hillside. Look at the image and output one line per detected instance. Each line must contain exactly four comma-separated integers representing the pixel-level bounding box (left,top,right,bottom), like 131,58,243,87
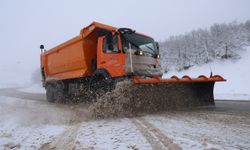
160,20,250,71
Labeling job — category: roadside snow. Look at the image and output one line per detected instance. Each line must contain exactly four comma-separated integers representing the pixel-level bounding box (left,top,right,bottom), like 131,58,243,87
145,112,250,150
1,90,250,149
0,92,153,150
0,96,65,150
18,84,45,94
0,95,152,150
163,47,250,100
0,124,64,150
215,93,250,101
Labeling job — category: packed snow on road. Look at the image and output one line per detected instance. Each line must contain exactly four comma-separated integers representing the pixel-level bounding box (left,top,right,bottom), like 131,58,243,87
0,86,250,149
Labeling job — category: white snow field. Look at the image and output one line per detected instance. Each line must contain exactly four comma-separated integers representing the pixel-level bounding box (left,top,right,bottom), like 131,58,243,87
0,93,250,150
163,47,250,100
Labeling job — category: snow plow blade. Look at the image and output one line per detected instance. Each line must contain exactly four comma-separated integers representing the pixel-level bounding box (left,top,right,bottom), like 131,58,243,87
129,75,226,109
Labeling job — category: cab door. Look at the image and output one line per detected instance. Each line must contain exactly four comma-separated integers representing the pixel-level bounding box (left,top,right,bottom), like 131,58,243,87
97,33,126,77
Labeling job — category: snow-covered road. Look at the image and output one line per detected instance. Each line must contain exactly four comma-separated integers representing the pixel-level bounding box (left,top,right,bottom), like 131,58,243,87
0,88,250,150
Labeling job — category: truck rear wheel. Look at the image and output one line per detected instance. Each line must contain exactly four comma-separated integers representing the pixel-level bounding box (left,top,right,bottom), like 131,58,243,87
54,82,66,102
46,84,56,102
46,82,67,102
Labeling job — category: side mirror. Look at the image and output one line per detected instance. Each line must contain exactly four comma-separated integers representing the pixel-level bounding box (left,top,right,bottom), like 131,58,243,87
40,45,44,50
118,28,136,34
155,42,159,50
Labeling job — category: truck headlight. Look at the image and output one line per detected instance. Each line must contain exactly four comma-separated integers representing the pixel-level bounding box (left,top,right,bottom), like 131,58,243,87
139,51,144,56
135,50,144,56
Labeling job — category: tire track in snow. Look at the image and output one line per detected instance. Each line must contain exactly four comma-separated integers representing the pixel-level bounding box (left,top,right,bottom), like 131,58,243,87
39,123,81,150
131,118,181,150
139,118,182,150
131,118,164,150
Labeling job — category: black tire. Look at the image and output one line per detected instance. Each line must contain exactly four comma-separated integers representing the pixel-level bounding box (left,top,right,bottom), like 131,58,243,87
46,84,56,102
54,82,66,102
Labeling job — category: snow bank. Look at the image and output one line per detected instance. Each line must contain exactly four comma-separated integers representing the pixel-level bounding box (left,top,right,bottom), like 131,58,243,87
18,84,45,94
0,96,65,150
163,47,250,100
0,124,64,150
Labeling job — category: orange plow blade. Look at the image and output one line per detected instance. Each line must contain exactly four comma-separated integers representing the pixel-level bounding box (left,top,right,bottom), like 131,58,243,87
127,75,226,109
133,75,226,84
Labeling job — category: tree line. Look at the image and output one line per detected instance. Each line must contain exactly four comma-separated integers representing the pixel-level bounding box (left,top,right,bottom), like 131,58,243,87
159,20,250,71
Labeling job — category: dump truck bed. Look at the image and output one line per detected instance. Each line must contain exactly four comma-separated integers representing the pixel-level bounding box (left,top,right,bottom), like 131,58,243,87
41,36,89,80
40,22,117,81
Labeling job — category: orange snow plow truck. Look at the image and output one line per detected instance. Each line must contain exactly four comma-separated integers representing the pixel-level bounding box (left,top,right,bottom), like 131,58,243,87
40,22,225,107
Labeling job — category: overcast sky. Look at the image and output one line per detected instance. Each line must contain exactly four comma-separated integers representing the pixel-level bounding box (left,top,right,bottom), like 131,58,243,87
0,0,250,85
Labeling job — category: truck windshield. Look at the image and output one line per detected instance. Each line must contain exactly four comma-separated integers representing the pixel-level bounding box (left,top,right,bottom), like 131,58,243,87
121,33,158,56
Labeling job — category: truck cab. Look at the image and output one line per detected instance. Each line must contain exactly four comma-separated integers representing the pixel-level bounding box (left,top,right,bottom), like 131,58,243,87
96,28,163,78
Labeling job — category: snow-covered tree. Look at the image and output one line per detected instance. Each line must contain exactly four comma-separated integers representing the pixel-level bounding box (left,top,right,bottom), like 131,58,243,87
160,20,250,72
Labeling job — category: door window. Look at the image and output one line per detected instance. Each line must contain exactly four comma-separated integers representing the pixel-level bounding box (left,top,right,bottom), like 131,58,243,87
103,35,120,53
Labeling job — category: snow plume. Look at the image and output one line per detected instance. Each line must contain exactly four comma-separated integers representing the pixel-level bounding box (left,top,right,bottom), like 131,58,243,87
89,79,213,118
160,20,250,71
